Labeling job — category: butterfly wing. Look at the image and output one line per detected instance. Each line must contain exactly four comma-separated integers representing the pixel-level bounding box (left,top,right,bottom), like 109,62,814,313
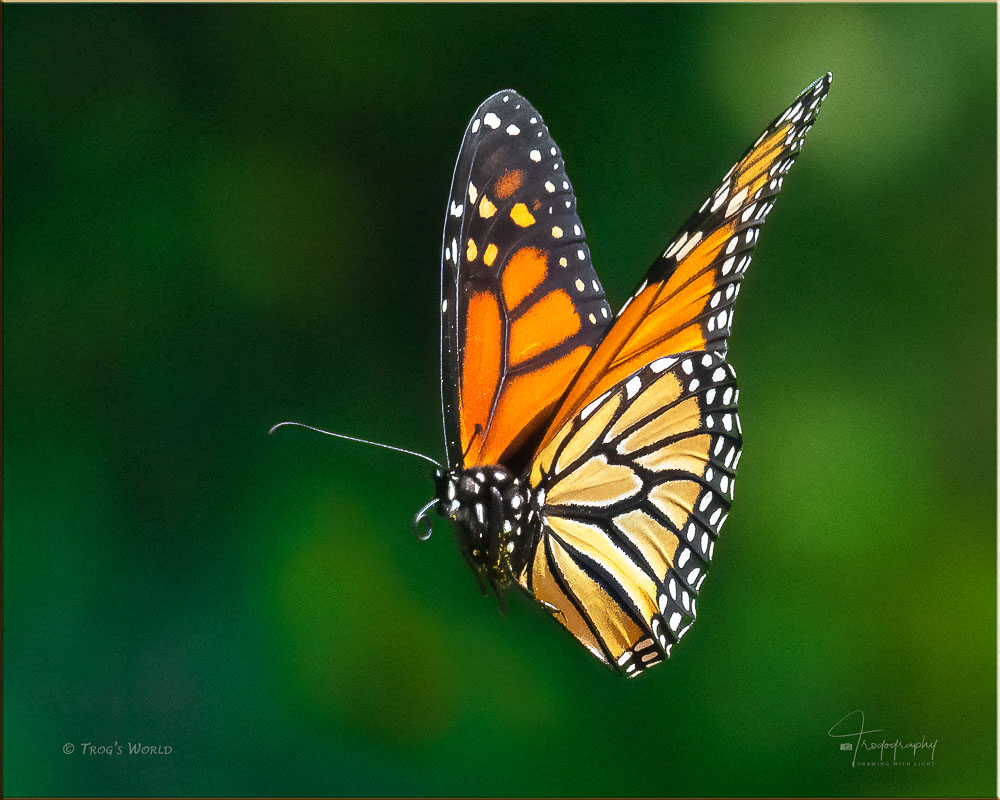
517,352,740,675
518,74,831,674
439,91,613,470
537,73,832,450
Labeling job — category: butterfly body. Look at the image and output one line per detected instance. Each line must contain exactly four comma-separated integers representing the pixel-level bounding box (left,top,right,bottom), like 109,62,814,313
433,466,539,598
423,76,831,676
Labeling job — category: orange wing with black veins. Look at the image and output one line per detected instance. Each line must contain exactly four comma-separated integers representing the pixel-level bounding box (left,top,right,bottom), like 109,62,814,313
536,73,832,454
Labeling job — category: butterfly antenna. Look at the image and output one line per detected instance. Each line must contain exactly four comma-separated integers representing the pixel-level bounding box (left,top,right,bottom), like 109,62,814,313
269,421,443,469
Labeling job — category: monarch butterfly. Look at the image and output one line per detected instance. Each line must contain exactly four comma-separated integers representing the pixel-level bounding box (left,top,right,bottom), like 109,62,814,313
276,74,831,677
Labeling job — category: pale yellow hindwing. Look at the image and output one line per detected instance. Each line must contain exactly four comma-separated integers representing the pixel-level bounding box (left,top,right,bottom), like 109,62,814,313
525,351,742,676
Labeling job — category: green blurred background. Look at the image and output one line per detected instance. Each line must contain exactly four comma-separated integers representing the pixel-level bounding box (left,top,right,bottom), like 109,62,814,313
4,4,995,798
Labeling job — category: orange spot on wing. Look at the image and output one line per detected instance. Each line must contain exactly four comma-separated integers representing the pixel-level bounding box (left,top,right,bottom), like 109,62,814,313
509,290,580,367
502,247,548,311
460,291,502,457
494,169,523,199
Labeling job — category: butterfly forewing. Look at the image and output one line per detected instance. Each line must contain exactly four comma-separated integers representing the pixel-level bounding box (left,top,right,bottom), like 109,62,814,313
535,74,832,451
519,351,741,676
440,90,613,470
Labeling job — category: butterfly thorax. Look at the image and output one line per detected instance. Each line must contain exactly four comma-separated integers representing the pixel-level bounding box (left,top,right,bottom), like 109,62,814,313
433,466,540,597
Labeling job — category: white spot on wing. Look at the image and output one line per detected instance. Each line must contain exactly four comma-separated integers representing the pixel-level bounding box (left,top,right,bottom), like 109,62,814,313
724,187,748,218
664,232,688,259
675,231,703,261
580,390,610,421
651,357,677,373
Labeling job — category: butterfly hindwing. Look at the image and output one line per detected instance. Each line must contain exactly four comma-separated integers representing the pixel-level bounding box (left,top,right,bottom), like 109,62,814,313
517,351,741,675
440,91,613,470
536,74,832,451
